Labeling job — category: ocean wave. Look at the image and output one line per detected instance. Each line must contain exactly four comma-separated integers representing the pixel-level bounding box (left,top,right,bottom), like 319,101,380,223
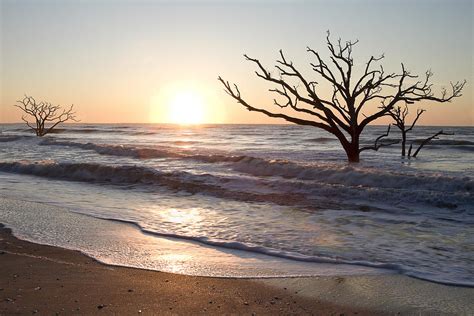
305,137,337,143
0,159,472,211
18,127,159,135
0,160,310,207
39,139,246,162
412,139,474,146
38,139,473,195
48,128,127,134
0,135,32,142
2,126,157,135
454,145,474,152
70,213,473,287
0,160,200,186
91,215,401,267
232,157,473,193
5,128,31,132
39,139,176,158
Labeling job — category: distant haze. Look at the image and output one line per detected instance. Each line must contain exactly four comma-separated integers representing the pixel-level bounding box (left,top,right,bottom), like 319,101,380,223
1,0,472,125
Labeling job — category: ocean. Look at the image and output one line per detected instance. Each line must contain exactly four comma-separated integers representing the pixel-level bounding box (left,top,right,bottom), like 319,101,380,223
0,123,472,286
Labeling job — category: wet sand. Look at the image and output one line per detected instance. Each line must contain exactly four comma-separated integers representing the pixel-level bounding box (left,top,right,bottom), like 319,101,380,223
1,223,473,315
0,224,371,315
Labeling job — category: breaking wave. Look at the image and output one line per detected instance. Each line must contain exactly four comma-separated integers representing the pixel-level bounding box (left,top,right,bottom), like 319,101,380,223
0,161,310,207
232,158,473,193
0,160,471,210
84,215,473,287
38,139,473,194
40,139,245,162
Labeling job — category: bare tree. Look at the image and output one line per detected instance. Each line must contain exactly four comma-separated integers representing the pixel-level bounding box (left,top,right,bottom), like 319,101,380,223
14,95,77,136
389,105,425,157
218,32,465,162
389,105,454,158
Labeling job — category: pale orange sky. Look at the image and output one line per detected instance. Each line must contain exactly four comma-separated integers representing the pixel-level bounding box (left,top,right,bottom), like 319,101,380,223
1,0,472,126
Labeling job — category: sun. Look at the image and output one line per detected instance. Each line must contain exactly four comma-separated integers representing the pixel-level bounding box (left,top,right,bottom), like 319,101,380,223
149,81,225,124
167,90,205,125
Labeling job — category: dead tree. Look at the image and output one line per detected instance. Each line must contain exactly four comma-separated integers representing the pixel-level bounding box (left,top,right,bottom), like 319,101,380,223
14,95,77,136
408,130,453,158
390,105,454,158
389,105,425,157
218,32,465,162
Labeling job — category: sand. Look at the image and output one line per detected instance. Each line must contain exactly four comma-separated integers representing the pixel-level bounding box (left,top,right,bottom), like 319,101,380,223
1,224,473,315
0,223,366,315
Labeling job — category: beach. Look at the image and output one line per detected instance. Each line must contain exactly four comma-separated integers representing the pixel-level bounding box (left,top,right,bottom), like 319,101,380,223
2,223,474,315
0,222,367,315
2,0,473,313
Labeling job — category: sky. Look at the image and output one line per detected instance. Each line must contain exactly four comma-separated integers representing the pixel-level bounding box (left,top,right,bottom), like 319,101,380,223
1,0,472,125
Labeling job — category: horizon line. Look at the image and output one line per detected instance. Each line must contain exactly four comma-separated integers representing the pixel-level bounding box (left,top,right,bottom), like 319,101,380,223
1,122,473,128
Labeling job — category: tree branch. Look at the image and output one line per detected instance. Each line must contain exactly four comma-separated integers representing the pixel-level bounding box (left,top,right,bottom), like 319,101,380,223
359,124,399,153
411,130,453,158
218,32,465,162
218,76,335,133
13,95,78,136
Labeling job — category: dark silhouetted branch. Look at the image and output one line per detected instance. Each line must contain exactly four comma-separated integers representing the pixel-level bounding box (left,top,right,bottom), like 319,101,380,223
359,125,399,153
388,105,426,156
411,130,453,158
218,32,465,162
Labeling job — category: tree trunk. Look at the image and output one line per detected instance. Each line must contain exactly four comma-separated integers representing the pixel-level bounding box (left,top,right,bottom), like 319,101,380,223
401,132,406,157
346,148,360,162
344,135,360,163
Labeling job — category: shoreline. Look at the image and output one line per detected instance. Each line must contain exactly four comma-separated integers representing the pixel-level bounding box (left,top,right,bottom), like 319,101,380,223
1,224,474,315
0,223,370,315
0,197,388,279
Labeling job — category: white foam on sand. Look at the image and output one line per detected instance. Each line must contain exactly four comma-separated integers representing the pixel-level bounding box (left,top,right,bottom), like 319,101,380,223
0,197,387,278
2,196,474,314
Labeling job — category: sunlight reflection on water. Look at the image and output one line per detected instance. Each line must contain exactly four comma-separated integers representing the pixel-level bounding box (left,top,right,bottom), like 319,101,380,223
1,197,386,278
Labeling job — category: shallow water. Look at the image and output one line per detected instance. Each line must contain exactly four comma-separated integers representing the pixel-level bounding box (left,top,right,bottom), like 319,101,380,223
1,197,386,278
0,123,472,286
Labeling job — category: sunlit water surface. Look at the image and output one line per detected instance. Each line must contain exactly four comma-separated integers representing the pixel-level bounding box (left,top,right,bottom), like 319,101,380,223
0,124,472,286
